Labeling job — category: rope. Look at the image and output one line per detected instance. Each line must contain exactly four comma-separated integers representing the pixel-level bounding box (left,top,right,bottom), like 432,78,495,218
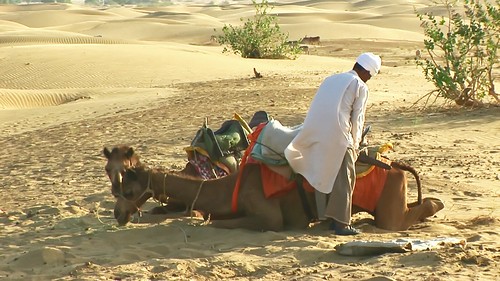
95,202,114,226
253,140,288,163
162,173,168,206
190,180,205,218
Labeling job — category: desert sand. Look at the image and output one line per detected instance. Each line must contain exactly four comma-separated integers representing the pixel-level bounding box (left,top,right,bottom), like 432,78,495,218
0,1,499,280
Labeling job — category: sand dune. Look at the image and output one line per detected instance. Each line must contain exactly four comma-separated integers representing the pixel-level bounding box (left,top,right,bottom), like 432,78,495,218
0,33,131,44
0,1,498,280
0,89,92,109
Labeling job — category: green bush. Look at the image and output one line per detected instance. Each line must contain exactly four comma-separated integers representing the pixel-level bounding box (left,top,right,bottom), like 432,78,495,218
415,0,499,107
215,0,301,59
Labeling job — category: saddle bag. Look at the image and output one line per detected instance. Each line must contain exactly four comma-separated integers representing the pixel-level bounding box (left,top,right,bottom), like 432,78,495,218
185,117,251,175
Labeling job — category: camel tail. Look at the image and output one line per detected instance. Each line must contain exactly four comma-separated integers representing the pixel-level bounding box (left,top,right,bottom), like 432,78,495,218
390,161,422,205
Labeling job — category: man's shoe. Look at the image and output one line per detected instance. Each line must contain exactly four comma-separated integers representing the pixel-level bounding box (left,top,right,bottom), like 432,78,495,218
330,222,361,236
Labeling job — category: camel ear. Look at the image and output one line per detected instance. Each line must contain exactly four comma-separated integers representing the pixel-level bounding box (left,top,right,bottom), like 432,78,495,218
103,147,112,159
125,147,134,159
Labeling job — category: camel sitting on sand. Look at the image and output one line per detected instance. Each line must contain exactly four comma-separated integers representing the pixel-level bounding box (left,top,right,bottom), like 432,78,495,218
103,146,444,231
300,35,320,45
103,145,193,212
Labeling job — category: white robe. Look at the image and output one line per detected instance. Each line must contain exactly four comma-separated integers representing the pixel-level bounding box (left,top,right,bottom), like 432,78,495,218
284,70,368,194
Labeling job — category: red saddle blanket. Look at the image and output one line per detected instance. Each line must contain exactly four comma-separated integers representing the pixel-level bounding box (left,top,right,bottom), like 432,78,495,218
352,164,389,213
259,164,315,198
258,163,388,213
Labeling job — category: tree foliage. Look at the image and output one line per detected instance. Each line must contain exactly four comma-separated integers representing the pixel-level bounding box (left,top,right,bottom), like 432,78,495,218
215,0,301,59
415,0,499,107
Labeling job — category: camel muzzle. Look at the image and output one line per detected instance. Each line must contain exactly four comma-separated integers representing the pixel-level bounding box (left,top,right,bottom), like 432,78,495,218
114,206,131,226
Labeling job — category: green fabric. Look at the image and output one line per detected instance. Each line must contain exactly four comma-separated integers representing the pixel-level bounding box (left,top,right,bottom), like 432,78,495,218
189,125,223,160
215,122,249,152
187,119,250,173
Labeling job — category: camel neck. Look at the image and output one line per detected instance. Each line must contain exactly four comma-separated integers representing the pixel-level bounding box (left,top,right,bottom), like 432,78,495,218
134,166,236,215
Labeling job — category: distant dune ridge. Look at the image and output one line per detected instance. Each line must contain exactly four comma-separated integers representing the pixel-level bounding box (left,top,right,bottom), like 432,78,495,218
0,2,498,280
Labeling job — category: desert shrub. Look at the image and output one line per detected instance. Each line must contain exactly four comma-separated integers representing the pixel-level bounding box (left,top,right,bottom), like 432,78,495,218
415,0,499,107
214,0,301,59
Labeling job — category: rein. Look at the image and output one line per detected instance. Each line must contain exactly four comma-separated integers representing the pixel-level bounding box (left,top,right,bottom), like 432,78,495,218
117,168,206,220
112,157,140,198
117,170,156,216
190,180,205,215
137,170,205,218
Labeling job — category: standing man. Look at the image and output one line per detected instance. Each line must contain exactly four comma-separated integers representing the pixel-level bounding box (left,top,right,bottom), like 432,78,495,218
285,53,381,235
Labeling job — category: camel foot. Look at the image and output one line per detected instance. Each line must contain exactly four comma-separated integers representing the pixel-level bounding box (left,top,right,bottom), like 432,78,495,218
416,197,445,223
408,197,445,208
423,197,445,212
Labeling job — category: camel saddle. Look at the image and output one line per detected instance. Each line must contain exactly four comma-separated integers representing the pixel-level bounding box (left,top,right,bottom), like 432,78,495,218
250,119,391,171
184,116,252,175
250,119,302,166
233,119,391,219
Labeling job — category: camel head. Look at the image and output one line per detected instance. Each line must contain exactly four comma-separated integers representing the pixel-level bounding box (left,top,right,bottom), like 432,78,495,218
111,166,153,226
103,145,141,197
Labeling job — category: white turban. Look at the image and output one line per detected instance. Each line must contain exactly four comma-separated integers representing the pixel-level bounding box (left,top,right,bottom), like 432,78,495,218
356,52,381,76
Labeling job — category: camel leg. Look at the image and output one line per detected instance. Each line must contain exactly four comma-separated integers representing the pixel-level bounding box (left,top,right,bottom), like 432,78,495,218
209,202,285,231
388,198,444,230
375,169,444,231
404,198,444,226
374,168,408,230
210,214,284,232
210,193,285,231
407,197,442,208
407,201,420,208
281,195,316,229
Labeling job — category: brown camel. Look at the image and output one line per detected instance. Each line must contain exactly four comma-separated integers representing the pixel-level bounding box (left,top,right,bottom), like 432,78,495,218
104,146,444,231
103,145,193,212
104,145,195,192
300,35,321,45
